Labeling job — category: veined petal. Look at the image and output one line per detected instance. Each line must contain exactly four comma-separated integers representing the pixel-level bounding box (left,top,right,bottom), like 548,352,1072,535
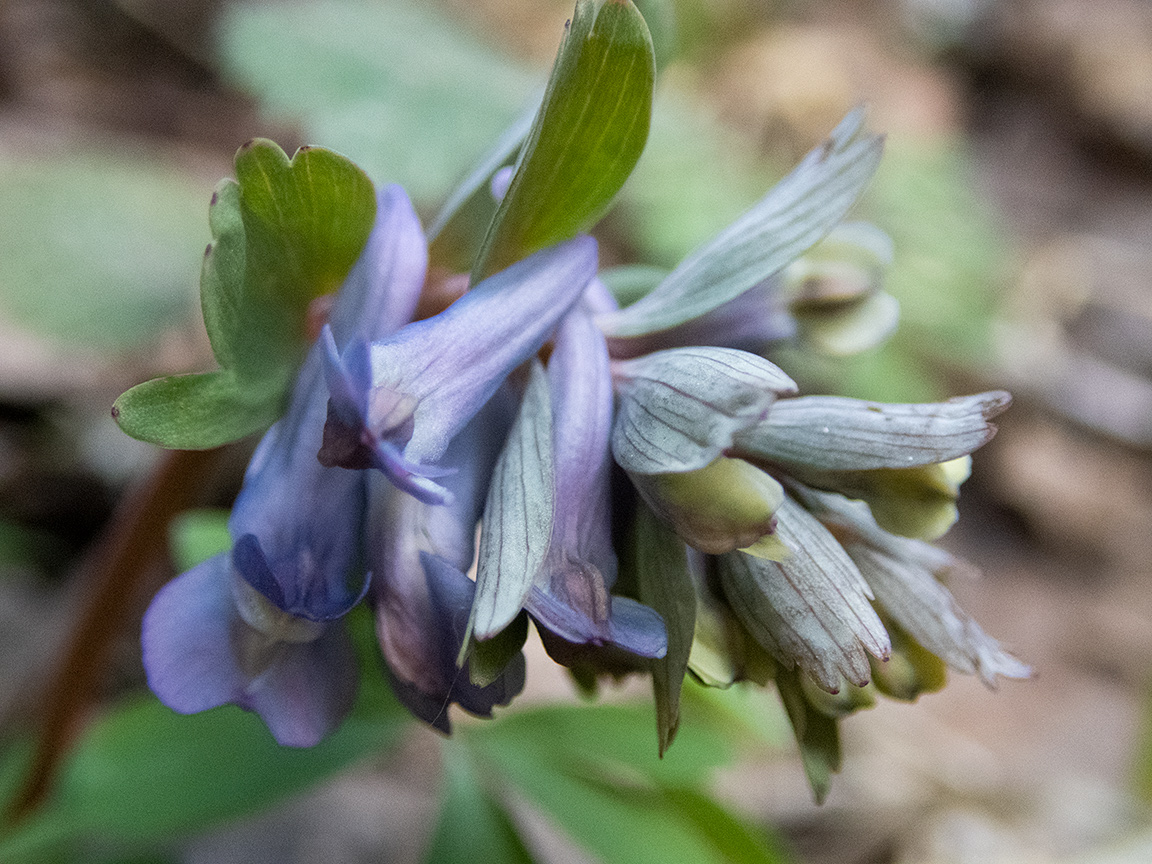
606,277,796,360
319,236,598,497
611,347,797,475
797,487,1030,685
851,546,1030,686
717,495,890,691
470,362,554,640
599,107,883,337
733,391,1011,471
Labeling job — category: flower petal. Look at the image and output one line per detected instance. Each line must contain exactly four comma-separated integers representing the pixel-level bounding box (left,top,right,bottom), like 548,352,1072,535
231,352,369,620
733,391,1010,471
142,554,244,715
798,487,1030,685
717,496,890,690
611,347,797,475
326,184,427,347
142,553,357,747
384,554,526,732
319,236,598,497
599,107,883,337
470,361,554,640
243,624,359,747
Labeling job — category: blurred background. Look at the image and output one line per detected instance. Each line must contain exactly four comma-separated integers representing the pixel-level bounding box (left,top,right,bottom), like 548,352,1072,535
1,0,1151,861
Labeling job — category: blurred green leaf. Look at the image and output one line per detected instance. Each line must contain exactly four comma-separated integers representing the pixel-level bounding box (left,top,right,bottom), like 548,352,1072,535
0,152,207,350
424,742,536,864
168,508,231,572
219,0,537,204
464,703,789,864
114,141,375,449
474,0,655,278
0,610,407,861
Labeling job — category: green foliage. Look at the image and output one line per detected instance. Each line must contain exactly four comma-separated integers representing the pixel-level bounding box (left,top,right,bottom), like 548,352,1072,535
452,703,791,864
474,0,655,278
113,141,376,450
0,610,408,863
425,745,535,864
167,508,231,572
0,151,207,350
219,0,536,204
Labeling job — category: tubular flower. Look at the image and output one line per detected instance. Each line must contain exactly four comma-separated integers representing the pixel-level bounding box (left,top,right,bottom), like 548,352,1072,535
138,109,1025,797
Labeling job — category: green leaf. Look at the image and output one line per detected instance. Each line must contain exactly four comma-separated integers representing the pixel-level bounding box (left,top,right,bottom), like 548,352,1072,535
473,0,655,278
464,704,787,864
0,150,207,350
0,607,407,860
112,369,283,450
424,742,536,864
114,141,375,449
219,0,536,205
168,508,231,572
226,140,376,380
427,102,537,273
600,107,883,337
775,668,841,805
630,502,696,755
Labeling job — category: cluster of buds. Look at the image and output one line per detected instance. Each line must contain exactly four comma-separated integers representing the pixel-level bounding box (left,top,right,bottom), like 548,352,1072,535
140,105,1026,799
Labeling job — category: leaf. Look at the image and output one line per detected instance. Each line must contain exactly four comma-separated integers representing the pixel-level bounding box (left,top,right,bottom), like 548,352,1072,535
114,141,376,449
468,362,554,644
775,667,841,805
424,743,536,864
112,369,283,451
219,0,536,204
463,704,787,864
167,508,231,572
0,150,208,350
427,101,538,273
0,612,407,860
226,140,377,380
473,0,655,278
630,503,696,755
599,107,883,337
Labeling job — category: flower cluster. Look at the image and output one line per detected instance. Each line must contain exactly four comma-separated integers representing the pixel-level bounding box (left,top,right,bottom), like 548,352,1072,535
142,117,1027,789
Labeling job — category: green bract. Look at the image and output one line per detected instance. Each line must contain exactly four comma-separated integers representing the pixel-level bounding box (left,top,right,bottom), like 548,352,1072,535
473,0,656,278
114,142,376,449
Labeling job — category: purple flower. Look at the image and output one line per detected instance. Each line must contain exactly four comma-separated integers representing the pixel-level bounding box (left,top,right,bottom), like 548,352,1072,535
142,185,426,745
318,236,599,505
